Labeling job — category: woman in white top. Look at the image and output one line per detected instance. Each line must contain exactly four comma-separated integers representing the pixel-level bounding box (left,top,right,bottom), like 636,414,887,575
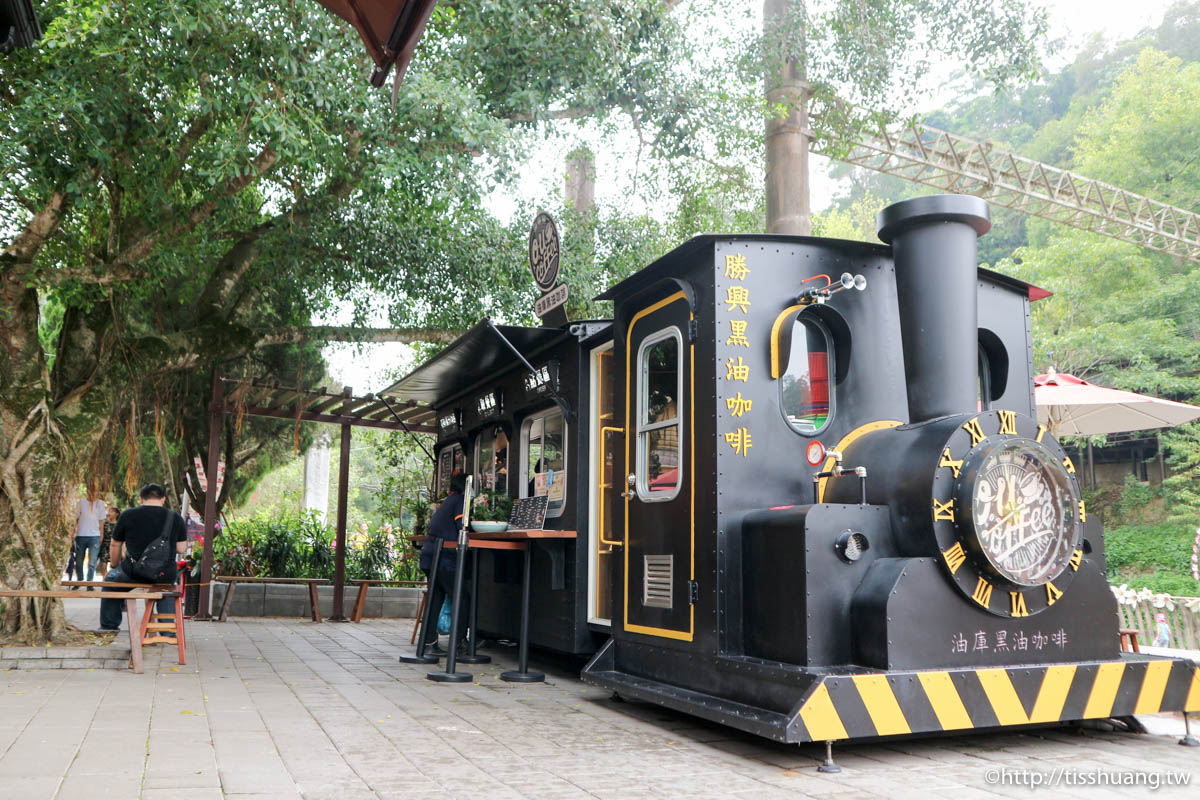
73,487,107,583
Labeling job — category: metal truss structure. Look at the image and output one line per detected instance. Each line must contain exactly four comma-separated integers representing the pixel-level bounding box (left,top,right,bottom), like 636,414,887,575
811,114,1200,263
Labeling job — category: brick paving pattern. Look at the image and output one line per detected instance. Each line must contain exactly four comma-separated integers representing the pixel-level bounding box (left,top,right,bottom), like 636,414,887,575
1,610,1197,799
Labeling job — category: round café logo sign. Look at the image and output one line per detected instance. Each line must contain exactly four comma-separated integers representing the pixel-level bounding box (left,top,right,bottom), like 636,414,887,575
528,212,561,293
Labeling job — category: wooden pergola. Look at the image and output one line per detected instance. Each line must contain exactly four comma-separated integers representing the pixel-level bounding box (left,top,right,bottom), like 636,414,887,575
194,373,436,621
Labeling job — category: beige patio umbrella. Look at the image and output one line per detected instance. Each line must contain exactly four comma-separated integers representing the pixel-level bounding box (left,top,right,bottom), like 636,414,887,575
1035,371,1200,436
1035,370,1200,486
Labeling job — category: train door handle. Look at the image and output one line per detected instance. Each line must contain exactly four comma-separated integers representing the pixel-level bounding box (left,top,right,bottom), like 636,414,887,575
622,473,637,499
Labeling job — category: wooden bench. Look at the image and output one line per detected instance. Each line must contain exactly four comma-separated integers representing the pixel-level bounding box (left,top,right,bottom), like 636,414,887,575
348,579,426,624
62,580,186,665
215,576,329,623
0,589,165,674
1119,627,1141,653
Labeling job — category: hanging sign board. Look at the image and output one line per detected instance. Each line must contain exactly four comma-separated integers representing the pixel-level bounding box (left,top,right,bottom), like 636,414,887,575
529,211,569,327
534,282,569,318
528,211,561,291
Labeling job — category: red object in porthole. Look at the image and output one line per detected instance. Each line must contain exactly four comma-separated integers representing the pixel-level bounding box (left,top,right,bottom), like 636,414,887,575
806,441,825,466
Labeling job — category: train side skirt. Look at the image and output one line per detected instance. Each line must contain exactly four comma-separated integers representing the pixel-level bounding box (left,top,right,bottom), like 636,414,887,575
584,644,1200,744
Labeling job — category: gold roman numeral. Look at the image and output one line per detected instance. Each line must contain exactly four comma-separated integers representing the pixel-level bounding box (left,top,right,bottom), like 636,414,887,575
942,542,967,574
932,497,956,522
1069,549,1083,571
1078,500,1087,522
1046,581,1063,605
971,577,993,608
1062,456,1076,474
1036,424,1047,443
997,410,1017,435
939,448,963,478
963,417,986,447
1010,591,1029,617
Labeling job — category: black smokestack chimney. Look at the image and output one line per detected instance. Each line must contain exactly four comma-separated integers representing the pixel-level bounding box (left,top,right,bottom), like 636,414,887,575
877,195,991,423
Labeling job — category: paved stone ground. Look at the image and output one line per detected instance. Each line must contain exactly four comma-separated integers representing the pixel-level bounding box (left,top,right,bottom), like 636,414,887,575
0,602,1196,800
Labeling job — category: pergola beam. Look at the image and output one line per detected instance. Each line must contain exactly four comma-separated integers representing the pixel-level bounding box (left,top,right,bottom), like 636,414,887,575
197,377,436,622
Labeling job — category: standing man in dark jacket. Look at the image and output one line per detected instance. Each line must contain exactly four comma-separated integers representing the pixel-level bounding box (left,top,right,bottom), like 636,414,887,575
97,483,189,632
420,471,468,652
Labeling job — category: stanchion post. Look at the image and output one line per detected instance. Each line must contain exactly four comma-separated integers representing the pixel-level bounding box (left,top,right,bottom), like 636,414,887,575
457,547,490,664
501,542,544,683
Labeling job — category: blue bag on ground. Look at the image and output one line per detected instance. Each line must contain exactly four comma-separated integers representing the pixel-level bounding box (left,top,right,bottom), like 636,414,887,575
437,597,451,635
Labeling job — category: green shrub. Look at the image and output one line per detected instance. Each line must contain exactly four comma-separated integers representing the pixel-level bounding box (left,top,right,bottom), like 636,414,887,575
1105,521,1199,596
214,510,424,583
1114,474,1161,524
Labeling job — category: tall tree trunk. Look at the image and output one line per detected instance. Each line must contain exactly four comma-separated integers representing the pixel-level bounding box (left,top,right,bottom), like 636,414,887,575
1,257,118,641
764,0,810,235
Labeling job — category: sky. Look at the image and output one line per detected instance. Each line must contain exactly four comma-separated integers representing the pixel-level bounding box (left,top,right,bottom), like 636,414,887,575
323,0,1185,395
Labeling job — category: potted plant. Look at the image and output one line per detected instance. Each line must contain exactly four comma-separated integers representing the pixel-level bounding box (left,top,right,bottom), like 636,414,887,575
405,497,429,537
471,491,512,532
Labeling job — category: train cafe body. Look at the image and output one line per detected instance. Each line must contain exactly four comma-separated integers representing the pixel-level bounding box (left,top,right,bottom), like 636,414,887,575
382,196,1198,749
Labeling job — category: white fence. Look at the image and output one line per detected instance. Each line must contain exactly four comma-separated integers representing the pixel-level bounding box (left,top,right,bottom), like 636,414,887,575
1112,587,1200,650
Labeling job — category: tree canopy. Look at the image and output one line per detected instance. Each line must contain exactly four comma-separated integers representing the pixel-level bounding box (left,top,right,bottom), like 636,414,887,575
0,0,733,640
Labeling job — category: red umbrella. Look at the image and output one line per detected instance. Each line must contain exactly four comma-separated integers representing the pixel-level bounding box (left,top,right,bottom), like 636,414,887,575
1034,371,1200,435
313,0,438,86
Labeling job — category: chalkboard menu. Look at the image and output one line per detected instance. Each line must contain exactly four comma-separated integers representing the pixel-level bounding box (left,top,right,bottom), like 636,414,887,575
508,495,549,530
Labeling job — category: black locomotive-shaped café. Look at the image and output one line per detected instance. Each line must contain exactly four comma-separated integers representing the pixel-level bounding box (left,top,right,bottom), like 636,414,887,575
382,195,1198,746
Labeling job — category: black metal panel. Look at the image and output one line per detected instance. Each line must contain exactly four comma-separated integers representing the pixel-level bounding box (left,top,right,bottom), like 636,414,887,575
741,504,893,666
850,557,1117,670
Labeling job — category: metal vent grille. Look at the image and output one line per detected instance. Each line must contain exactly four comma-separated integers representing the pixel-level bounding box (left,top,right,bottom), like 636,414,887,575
643,555,673,609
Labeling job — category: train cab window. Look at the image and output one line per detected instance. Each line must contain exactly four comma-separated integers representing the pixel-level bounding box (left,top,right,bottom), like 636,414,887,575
978,348,991,411
521,409,567,518
436,443,465,498
637,329,682,500
474,426,509,494
779,317,832,435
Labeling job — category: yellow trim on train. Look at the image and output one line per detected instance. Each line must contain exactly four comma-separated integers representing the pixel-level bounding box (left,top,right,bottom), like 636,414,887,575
769,304,806,380
622,291,695,642
816,420,903,502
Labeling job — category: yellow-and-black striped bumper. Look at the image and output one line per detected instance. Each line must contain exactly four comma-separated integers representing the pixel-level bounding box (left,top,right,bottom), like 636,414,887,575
791,656,1200,742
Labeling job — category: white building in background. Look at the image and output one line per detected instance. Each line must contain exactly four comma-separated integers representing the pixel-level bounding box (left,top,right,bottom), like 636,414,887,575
303,430,331,524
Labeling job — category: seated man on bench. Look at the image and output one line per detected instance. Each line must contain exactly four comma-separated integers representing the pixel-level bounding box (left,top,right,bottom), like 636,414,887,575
97,483,188,632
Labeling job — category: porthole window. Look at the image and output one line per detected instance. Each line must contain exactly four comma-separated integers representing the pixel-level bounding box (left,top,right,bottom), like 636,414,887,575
780,316,832,435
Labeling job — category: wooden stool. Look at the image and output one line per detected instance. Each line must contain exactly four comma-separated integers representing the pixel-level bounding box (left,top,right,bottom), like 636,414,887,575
138,590,186,665
410,588,428,644
1119,627,1140,653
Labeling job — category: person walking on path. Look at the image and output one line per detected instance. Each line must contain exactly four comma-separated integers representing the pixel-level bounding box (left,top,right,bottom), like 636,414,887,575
73,487,107,583
97,484,188,632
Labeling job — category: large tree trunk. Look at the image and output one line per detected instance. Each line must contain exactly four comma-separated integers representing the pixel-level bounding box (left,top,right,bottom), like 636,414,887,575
764,0,810,235
0,281,74,641
1,221,117,642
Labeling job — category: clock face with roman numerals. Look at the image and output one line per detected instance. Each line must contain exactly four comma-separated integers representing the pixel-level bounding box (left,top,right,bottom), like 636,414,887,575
968,439,1077,586
929,409,1087,618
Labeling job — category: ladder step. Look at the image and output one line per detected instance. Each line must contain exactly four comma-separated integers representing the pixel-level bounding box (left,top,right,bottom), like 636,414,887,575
146,623,178,632
141,635,178,645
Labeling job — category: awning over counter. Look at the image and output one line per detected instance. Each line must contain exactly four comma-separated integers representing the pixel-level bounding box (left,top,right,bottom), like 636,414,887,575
379,320,571,406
